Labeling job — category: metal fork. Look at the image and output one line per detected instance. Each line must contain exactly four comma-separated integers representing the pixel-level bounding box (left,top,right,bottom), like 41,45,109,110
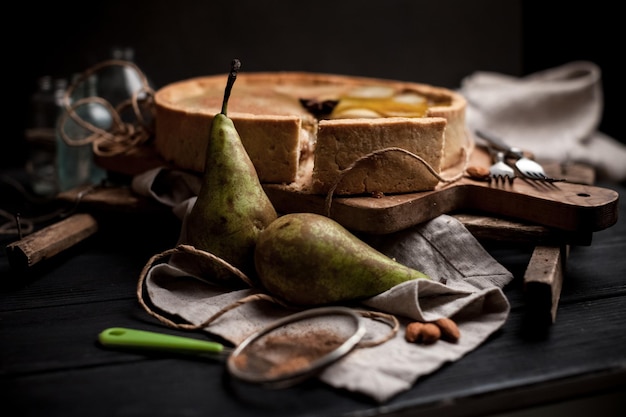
476,130,565,182
488,150,515,184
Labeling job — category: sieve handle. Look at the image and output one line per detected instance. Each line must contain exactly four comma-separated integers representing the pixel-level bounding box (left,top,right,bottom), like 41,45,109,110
98,327,227,355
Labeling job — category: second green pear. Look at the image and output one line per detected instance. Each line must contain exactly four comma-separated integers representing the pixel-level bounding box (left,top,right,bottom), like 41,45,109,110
254,212,430,305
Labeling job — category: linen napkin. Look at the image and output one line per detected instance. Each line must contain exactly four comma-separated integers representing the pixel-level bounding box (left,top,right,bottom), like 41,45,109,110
132,168,513,403
459,60,626,182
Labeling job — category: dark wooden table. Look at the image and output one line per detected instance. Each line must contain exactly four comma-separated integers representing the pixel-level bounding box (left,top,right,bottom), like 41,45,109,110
1,171,625,417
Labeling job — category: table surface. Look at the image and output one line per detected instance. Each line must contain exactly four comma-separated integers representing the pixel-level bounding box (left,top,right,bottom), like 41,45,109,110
1,172,625,417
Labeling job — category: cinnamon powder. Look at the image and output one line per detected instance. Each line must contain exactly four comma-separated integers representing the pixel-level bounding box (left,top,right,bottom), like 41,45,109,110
233,329,346,379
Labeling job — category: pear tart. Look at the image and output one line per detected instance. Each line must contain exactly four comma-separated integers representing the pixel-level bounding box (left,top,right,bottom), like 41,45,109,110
154,72,467,195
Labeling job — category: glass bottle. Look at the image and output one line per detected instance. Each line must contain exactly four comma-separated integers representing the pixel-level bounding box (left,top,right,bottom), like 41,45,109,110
55,74,112,191
97,46,146,121
25,76,66,196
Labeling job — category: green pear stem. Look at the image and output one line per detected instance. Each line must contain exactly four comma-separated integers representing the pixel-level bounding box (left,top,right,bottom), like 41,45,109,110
222,59,241,116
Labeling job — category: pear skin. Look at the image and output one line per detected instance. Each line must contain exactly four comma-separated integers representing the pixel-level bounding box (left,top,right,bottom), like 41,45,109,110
254,212,430,305
184,59,277,279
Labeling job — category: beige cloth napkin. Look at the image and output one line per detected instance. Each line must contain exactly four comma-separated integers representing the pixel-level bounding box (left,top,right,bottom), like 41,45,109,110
132,168,513,403
459,61,626,182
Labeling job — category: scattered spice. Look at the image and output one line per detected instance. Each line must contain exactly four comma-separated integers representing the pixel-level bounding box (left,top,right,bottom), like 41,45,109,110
232,329,345,379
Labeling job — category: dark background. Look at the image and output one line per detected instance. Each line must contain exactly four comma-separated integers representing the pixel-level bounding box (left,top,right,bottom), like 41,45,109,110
4,0,622,170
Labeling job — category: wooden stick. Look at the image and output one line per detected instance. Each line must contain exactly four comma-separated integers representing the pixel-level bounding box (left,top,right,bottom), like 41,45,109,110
5,213,99,270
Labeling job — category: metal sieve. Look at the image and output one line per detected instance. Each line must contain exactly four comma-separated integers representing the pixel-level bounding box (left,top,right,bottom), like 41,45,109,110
98,306,365,388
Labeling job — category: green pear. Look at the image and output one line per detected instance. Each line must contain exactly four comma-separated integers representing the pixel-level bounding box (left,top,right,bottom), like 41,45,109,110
184,59,277,279
254,212,430,305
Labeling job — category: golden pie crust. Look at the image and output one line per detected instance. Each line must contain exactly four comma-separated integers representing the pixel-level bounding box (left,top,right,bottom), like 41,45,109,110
154,72,467,195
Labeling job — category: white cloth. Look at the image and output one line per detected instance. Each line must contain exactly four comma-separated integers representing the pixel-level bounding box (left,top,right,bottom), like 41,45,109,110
459,61,626,182
132,168,513,403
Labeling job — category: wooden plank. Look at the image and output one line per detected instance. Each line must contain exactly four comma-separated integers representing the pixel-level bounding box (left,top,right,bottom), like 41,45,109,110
523,245,567,327
453,214,592,246
57,185,168,214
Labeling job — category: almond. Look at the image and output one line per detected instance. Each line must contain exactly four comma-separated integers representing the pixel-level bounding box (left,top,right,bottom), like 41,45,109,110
466,165,490,181
420,323,441,345
405,322,424,343
406,321,443,344
435,317,460,343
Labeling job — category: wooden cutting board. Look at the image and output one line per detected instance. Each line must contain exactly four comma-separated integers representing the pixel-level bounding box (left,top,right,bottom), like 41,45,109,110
263,148,619,234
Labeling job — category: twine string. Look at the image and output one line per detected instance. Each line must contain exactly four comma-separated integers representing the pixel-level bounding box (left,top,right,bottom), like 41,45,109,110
324,137,472,217
355,310,399,347
58,59,156,157
136,244,397,348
